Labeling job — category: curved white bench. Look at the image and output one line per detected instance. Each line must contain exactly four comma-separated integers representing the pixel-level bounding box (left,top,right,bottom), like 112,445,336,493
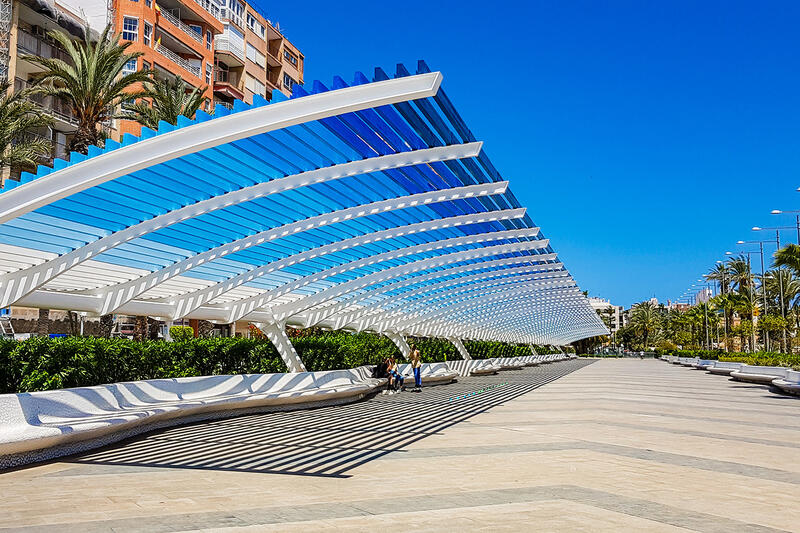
0,367,386,469
445,359,501,376
495,357,526,370
730,365,790,384
680,358,699,367
706,361,744,375
395,362,458,386
692,359,717,370
772,370,800,395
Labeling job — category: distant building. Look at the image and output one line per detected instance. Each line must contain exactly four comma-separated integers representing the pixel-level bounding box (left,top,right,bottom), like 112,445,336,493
695,288,712,305
588,297,625,334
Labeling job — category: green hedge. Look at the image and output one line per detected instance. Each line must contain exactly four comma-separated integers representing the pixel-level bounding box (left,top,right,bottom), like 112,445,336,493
0,333,556,393
0,337,286,394
464,340,531,359
291,331,401,371
408,337,458,361
659,348,800,369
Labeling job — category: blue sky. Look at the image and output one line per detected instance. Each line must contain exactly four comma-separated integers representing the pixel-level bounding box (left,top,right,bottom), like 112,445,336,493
252,0,800,307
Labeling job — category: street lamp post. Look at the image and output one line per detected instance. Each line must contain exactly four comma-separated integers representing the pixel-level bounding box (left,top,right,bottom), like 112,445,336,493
716,260,729,352
727,250,758,352
737,240,769,350
769,209,800,245
751,228,787,352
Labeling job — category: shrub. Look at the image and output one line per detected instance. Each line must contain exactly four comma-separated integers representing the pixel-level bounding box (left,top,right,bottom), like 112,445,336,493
169,325,194,342
0,337,286,393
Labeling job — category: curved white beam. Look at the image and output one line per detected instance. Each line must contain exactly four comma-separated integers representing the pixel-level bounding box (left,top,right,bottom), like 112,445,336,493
0,72,443,224
160,190,518,320
408,292,588,339
0,143,482,309
343,268,570,332
396,284,580,335
314,262,566,330
256,230,548,324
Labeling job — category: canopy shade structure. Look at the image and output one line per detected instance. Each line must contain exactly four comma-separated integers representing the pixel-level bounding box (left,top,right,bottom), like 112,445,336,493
0,60,608,368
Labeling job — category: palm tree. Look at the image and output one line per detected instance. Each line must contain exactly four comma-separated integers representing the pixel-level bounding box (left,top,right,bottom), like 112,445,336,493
121,75,207,130
726,255,752,293
629,301,661,350
705,263,731,295
0,80,53,173
774,244,800,276
22,24,150,154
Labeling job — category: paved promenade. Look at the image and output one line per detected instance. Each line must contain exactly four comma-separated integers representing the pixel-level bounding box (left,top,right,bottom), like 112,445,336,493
1,359,799,532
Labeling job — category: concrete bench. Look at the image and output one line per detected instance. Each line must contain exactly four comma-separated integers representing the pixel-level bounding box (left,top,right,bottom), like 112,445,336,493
0,367,385,469
692,359,717,370
706,361,744,375
394,362,458,387
445,359,501,377
495,357,526,370
680,357,699,367
730,365,790,384
772,370,800,396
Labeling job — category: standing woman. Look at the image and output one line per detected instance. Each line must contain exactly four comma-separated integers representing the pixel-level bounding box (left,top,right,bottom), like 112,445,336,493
410,344,423,392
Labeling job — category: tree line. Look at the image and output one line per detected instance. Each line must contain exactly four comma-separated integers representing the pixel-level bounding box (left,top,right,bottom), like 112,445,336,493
610,249,800,352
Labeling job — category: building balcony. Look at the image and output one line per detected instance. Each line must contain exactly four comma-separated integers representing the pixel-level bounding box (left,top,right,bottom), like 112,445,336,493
159,8,204,45
155,44,201,79
213,69,244,100
17,28,71,66
13,78,78,130
214,35,245,67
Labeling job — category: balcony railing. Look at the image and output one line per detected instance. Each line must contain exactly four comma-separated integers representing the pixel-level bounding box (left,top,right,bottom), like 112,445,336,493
159,9,203,44
14,78,78,127
214,35,244,62
156,45,201,78
214,69,240,86
218,8,243,28
17,29,71,63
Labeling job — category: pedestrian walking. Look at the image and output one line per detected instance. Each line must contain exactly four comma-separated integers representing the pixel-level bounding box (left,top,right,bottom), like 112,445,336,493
410,344,423,392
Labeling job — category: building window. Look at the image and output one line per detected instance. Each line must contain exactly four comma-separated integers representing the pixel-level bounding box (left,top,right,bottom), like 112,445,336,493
142,60,151,72
282,73,295,90
228,0,243,16
246,42,264,67
143,22,152,46
206,30,212,50
122,17,138,41
205,63,213,85
203,98,209,110
189,24,202,36
246,13,265,37
283,49,298,67
246,74,265,97
145,0,151,6
122,58,138,76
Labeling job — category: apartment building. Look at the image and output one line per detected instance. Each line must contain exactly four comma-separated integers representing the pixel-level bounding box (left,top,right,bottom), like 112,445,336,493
212,0,303,109
3,0,304,148
3,0,86,174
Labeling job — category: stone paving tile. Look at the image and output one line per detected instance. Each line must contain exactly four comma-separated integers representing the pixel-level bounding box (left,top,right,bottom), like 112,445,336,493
1,359,799,532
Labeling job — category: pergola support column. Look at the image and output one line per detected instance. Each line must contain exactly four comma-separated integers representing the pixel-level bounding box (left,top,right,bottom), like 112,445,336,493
384,331,411,360
448,337,472,360
257,321,306,373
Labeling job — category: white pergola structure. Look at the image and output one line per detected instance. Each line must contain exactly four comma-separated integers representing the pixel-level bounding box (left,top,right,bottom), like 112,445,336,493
0,61,607,371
